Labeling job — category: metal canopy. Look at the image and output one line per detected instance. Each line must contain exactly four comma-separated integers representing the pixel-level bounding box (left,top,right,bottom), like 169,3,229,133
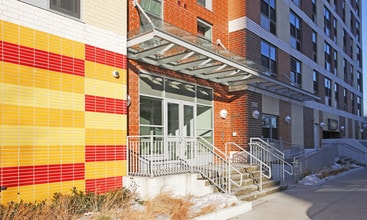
127,21,319,102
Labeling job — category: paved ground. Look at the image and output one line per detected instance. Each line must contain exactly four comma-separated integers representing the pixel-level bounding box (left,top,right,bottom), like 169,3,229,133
230,167,367,220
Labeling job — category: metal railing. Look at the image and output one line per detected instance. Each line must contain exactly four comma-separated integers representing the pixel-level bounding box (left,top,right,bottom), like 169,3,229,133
127,135,244,194
226,142,271,191
263,138,305,160
249,138,293,183
292,141,367,178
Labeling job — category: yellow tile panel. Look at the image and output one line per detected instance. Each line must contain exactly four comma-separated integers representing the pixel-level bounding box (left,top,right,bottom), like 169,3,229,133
35,30,49,52
85,61,125,84
2,62,85,93
85,160,126,179
48,34,61,54
19,25,35,48
85,112,125,129
1,83,85,111
2,21,19,44
74,41,85,60
1,125,85,148
85,128,126,145
85,78,126,99
61,38,74,57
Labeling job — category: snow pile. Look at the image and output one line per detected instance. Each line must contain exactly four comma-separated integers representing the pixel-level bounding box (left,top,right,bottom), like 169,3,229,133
189,193,240,214
298,157,362,186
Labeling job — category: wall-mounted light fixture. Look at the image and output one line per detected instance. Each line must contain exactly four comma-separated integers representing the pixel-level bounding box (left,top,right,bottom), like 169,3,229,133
285,115,291,124
360,129,364,133
320,122,325,128
127,95,131,107
252,110,260,119
112,70,120,78
340,125,345,131
220,109,228,119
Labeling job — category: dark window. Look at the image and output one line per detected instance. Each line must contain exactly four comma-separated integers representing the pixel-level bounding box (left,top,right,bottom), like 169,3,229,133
261,40,277,76
290,57,301,87
261,0,276,34
50,0,80,18
262,114,278,140
325,77,332,106
290,11,301,51
313,70,319,94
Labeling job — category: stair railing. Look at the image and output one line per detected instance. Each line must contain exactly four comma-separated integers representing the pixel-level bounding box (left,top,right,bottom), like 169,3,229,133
127,135,244,194
226,142,272,192
249,138,294,184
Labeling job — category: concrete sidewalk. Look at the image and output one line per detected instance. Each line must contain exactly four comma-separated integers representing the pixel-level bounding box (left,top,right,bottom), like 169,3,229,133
230,167,367,220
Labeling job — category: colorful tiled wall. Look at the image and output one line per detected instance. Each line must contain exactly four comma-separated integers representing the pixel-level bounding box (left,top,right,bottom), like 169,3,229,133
0,20,127,203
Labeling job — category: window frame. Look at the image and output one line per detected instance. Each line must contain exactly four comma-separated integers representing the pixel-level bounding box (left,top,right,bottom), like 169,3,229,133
261,40,277,77
20,0,81,19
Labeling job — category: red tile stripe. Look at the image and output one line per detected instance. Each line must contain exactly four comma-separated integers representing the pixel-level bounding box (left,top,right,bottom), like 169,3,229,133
85,45,127,69
85,95,127,114
1,163,85,187
86,176,122,193
85,145,127,162
1,41,85,76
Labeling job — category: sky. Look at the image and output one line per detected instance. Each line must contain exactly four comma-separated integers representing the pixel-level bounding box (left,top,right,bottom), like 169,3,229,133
363,2,367,116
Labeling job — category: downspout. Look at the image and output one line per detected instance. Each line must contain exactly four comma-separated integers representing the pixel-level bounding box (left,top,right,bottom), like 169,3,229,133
133,0,155,28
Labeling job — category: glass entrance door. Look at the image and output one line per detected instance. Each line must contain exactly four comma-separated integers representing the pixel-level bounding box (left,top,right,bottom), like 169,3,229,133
166,100,195,162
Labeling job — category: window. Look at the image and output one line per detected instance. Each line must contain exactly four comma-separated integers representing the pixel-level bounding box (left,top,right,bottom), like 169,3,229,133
333,50,337,75
290,57,301,87
262,114,278,139
342,0,346,22
343,59,348,83
197,0,212,10
292,0,300,7
313,70,319,94
356,21,360,41
351,93,355,114
312,31,317,62
357,71,362,92
334,83,339,108
350,65,354,86
197,19,212,41
324,42,331,72
290,11,301,51
357,46,361,67
20,0,81,18
333,19,337,43
141,0,162,18
261,40,277,76
325,77,332,106
357,96,361,116
324,7,331,37
261,0,276,35
312,0,317,22
343,88,347,111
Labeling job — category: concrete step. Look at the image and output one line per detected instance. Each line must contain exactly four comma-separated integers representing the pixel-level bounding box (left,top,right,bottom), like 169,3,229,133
237,184,287,201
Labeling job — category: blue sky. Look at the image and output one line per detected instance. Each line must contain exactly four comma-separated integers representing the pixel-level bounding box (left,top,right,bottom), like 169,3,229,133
363,2,367,116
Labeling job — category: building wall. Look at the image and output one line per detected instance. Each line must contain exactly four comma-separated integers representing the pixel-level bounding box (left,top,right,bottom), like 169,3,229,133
1,0,127,204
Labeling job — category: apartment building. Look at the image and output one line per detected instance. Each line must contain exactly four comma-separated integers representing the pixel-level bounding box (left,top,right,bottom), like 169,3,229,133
127,0,363,152
0,0,127,203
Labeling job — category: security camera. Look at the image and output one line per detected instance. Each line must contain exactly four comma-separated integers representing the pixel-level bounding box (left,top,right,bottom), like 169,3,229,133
113,71,120,78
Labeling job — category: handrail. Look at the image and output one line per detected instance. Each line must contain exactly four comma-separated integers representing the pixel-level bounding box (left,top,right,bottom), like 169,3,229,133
226,142,271,191
126,135,244,194
249,138,293,184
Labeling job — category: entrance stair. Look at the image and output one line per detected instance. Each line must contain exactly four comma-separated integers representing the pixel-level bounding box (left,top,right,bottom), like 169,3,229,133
199,163,287,201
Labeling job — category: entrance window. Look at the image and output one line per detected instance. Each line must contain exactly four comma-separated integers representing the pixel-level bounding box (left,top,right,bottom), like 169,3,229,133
262,114,278,139
139,73,213,142
140,96,163,136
